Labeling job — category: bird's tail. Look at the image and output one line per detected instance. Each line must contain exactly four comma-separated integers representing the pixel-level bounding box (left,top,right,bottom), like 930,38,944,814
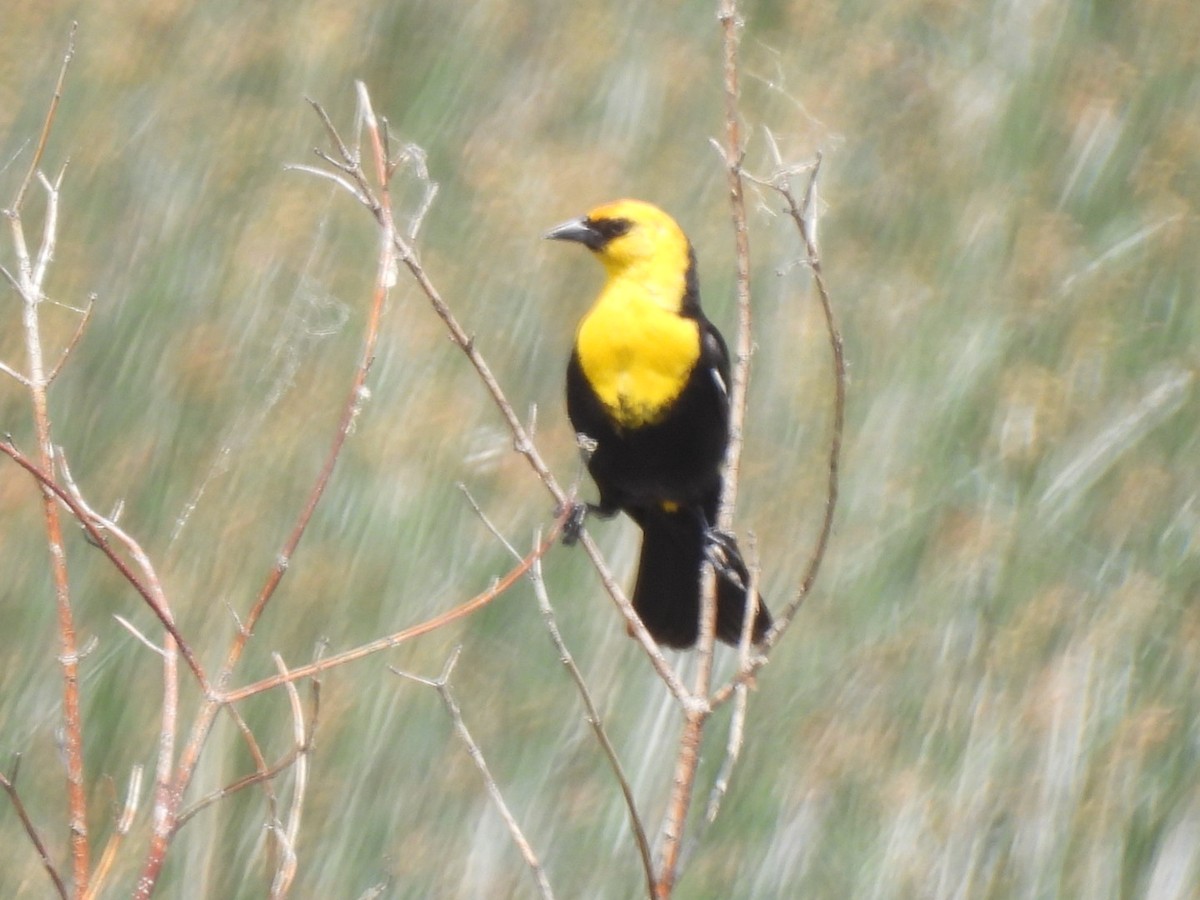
630,509,770,649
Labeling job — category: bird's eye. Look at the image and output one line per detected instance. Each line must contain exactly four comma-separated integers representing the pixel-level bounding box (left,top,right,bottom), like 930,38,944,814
587,217,632,242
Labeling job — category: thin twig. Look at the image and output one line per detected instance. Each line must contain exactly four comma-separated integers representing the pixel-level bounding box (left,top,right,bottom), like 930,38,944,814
574,530,693,704
174,747,303,831
458,482,521,558
174,649,322,835
133,85,399,900
10,22,75,215
394,649,555,900
723,150,843,663
283,163,370,206
268,653,308,899
83,765,143,900
45,293,95,385
0,359,32,386
113,614,167,657
0,762,69,900
57,448,182,855
266,824,298,900
529,550,655,897
0,439,209,689
710,151,844,708
703,546,762,824
221,511,568,703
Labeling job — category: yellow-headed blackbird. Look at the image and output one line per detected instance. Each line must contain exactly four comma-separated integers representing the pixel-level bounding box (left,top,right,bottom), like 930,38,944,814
546,199,770,648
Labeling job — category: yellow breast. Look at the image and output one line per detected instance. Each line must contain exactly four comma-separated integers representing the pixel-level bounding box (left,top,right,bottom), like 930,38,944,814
576,286,700,429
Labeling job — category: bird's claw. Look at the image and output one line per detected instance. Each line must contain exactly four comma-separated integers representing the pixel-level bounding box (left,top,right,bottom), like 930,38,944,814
560,501,590,546
703,527,749,590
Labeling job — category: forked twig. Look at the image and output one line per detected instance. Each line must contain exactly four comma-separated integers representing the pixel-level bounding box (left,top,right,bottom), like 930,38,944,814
10,22,76,215
45,293,95,385
176,656,320,832
267,653,309,899
134,82,400,900
393,649,555,900
57,450,181,851
0,438,209,689
528,551,655,897
464,493,655,895
710,148,844,708
4,28,89,884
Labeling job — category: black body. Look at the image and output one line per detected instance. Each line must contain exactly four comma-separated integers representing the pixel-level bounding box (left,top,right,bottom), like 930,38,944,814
565,248,771,648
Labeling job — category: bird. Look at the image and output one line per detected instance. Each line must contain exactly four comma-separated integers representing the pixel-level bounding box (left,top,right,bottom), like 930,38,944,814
545,199,771,648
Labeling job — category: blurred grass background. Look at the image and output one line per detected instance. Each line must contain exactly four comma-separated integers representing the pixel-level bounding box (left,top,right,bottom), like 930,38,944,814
2,0,1198,897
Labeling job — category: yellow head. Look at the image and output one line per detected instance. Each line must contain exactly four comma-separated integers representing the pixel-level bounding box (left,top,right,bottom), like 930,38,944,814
545,200,693,309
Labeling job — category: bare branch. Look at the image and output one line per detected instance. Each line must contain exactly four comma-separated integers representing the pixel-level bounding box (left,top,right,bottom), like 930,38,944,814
175,749,299,832
283,163,370,206
0,758,69,900
45,292,95,385
31,169,63,290
710,152,843,709
9,22,76,215
306,95,358,174
0,439,210,689
394,649,555,900
266,823,298,900
295,84,690,699
744,151,843,650
704,543,762,825
268,653,308,899
176,653,320,834
0,359,31,387
84,765,143,900
113,614,167,657
138,172,388,892
221,509,569,704
529,550,655,896
58,441,181,883
7,32,89,881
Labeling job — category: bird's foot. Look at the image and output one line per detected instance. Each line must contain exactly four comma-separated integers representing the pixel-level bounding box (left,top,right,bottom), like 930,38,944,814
703,527,749,590
559,501,590,546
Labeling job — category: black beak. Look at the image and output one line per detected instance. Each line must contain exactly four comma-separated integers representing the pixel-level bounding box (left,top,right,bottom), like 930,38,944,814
543,216,605,251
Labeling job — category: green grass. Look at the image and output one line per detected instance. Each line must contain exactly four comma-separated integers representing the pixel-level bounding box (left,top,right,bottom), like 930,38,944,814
2,1,1198,897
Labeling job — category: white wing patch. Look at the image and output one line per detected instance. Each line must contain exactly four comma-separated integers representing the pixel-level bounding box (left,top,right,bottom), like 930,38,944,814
710,365,727,398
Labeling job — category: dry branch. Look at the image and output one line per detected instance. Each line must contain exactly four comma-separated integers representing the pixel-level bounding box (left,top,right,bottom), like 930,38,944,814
2,26,89,889
0,761,68,900
132,82,401,900
393,649,555,900
83,766,142,900
529,549,656,895
654,2,753,894
220,513,568,703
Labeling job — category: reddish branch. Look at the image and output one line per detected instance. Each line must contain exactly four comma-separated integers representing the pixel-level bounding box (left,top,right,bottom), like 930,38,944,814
2,24,91,895
654,2,752,895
